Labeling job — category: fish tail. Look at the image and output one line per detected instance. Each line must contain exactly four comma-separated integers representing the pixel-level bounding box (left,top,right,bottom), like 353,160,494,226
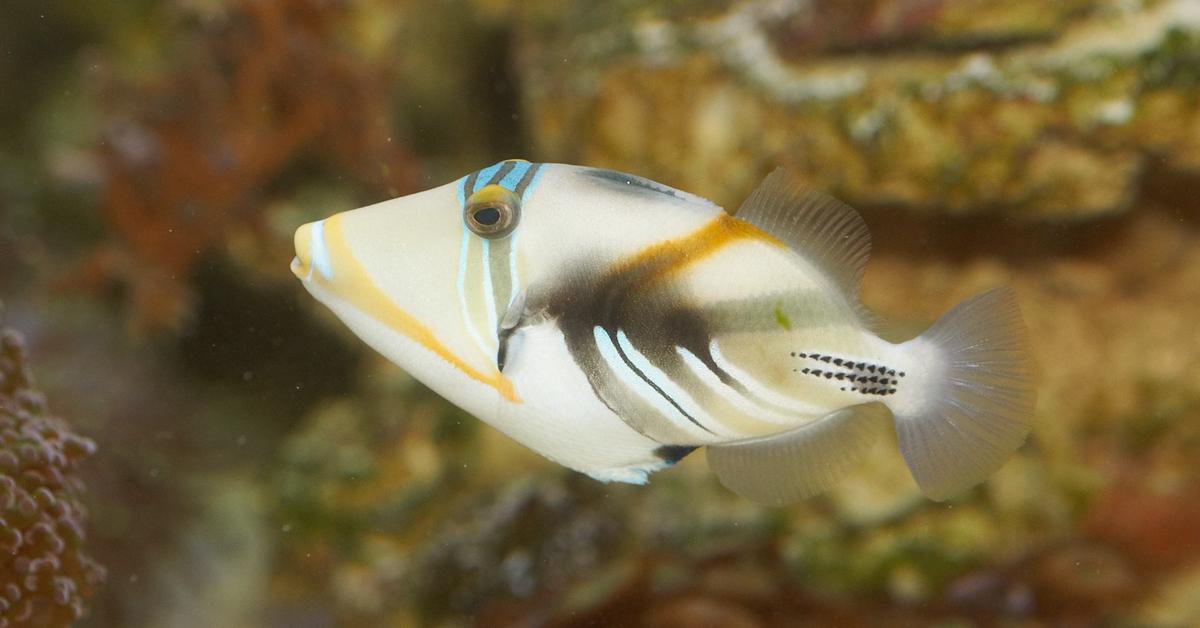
888,287,1036,500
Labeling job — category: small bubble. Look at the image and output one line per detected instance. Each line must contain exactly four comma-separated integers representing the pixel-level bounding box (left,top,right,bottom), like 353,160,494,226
281,523,292,533
236,435,247,446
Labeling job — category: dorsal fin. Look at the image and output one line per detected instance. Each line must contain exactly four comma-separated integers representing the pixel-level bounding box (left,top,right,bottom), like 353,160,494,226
734,169,871,299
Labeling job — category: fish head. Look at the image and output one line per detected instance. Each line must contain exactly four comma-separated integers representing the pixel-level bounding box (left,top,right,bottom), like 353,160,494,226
290,160,550,410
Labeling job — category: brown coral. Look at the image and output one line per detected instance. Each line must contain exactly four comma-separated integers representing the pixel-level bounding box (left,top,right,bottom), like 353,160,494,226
0,330,103,626
84,0,420,332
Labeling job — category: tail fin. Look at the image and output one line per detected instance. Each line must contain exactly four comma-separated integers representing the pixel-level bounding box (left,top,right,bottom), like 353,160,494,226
889,287,1036,500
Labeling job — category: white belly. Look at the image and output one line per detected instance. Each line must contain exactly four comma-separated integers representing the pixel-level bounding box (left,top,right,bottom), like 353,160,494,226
325,298,675,483
493,321,672,482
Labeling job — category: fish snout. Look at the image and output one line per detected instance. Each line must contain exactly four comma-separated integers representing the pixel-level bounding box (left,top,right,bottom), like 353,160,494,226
291,221,315,280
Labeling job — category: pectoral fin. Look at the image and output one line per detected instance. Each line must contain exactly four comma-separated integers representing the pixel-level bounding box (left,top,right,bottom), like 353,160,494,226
706,402,891,505
497,290,528,372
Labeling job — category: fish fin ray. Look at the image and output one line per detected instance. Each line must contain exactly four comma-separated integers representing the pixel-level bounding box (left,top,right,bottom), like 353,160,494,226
497,289,528,372
891,287,1036,500
734,169,872,322
706,402,891,505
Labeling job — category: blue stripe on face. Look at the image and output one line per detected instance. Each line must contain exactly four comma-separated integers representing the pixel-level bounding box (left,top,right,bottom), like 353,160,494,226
518,163,545,201
452,160,545,367
457,175,469,207
498,161,531,191
457,161,545,207
472,162,506,193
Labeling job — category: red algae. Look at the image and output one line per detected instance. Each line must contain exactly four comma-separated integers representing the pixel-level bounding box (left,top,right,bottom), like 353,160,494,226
78,0,422,332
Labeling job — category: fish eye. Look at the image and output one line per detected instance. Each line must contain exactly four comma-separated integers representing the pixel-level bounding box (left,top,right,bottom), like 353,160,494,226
473,206,501,226
465,185,520,238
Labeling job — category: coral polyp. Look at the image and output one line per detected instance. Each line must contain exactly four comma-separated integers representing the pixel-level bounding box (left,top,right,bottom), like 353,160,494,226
0,331,104,626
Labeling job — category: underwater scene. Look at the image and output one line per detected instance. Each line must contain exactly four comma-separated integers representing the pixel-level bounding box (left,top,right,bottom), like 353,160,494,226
2,0,1200,626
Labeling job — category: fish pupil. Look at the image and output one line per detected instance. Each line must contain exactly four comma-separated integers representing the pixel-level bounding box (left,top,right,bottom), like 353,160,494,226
474,206,502,226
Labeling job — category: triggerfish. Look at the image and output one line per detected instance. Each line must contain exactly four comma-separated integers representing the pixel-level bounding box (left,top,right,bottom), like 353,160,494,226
292,160,1035,504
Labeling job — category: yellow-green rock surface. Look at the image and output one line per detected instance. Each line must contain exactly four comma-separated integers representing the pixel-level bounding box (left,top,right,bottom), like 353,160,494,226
515,0,1200,218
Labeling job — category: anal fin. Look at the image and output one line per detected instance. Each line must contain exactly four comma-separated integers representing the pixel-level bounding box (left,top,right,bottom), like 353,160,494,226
706,402,891,505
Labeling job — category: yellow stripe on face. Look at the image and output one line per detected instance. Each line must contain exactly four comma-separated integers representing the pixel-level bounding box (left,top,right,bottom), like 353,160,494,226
321,214,521,403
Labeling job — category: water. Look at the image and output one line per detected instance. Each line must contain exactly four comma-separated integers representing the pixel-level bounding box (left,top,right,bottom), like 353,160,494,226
1,1,1198,626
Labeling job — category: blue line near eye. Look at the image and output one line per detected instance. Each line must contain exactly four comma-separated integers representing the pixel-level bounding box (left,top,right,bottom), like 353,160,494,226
459,161,543,210
521,164,546,200
498,161,530,191
473,162,506,193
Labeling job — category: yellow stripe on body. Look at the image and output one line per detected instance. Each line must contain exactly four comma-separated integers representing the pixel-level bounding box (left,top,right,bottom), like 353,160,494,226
605,214,790,436
615,213,786,287
322,214,521,403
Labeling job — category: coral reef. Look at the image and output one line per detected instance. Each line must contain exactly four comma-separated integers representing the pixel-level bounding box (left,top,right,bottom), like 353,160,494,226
0,330,103,626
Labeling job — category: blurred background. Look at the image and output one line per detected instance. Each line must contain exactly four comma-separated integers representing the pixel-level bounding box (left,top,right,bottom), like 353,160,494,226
1,0,1199,626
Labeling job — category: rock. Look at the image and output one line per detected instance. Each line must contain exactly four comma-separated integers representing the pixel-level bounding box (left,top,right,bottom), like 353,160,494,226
1133,563,1200,627
1032,543,1137,605
513,0,1200,218
643,595,762,628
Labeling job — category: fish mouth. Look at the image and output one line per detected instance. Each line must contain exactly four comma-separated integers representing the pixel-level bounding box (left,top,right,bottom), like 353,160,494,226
291,221,316,280
292,218,338,283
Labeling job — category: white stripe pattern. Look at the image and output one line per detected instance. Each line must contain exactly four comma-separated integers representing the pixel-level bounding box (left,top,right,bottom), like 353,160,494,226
674,346,798,426
616,330,728,437
709,338,826,417
592,326,716,440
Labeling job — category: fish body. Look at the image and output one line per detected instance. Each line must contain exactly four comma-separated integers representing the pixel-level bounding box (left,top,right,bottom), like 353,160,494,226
292,161,1035,504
